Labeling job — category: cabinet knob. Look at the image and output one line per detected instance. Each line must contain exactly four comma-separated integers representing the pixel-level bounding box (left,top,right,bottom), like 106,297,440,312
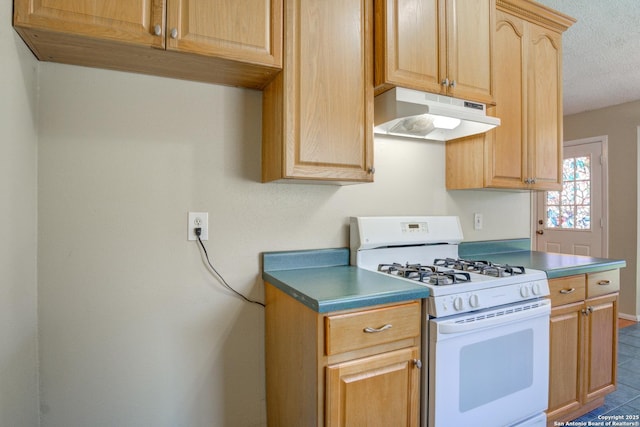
582,306,594,316
170,28,178,39
441,78,449,86
154,24,162,36
449,80,456,88
367,167,375,175
536,230,544,235
413,359,422,369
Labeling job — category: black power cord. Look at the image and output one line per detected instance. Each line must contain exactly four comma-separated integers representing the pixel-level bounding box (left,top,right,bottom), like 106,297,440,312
195,227,265,307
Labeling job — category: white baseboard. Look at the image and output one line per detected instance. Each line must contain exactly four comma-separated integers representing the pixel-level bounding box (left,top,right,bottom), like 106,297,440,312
619,312,640,322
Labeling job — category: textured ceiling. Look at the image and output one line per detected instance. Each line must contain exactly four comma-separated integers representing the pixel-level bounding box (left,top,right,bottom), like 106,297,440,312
534,0,640,115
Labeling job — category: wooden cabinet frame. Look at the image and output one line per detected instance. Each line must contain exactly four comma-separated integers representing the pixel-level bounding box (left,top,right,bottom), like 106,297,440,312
546,273,618,426
262,0,375,184
445,0,574,191
265,283,421,426
374,0,495,104
13,0,283,89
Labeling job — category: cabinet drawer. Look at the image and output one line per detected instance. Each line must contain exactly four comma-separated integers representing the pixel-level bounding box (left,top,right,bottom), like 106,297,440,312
587,270,620,298
325,301,421,356
549,275,585,306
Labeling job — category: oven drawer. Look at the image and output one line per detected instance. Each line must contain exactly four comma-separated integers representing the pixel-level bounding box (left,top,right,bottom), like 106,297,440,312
548,275,585,306
586,269,620,298
324,301,420,355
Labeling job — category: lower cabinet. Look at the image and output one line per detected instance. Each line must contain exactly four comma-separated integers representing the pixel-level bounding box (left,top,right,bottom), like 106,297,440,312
546,271,619,426
326,347,420,426
264,283,421,426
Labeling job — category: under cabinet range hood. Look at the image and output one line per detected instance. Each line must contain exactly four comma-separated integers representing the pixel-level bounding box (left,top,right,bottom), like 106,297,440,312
374,87,500,141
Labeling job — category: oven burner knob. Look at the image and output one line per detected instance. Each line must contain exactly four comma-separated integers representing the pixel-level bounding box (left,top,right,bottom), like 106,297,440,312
453,297,464,311
469,294,480,308
532,282,542,295
520,286,531,298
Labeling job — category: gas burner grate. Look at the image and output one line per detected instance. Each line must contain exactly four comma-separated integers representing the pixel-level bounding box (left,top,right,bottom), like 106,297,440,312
377,262,471,285
433,258,526,277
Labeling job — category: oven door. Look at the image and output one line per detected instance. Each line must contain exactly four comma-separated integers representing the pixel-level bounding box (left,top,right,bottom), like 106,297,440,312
426,300,550,427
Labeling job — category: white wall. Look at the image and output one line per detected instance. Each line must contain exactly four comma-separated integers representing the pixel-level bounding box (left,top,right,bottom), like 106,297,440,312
0,0,40,425
563,101,640,319
34,62,531,427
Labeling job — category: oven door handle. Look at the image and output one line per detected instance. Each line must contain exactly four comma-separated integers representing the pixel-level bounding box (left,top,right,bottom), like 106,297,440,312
438,302,550,334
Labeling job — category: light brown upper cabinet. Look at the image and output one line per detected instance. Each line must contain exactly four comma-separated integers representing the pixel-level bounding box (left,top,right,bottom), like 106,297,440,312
446,0,575,190
13,0,282,89
262,0,375,184
374,0,495,105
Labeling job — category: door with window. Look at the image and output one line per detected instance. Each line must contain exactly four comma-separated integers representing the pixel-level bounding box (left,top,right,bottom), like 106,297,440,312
535,137,608,257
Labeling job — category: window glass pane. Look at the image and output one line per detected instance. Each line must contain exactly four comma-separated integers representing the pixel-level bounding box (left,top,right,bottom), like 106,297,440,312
563,158,575,181
562,182,575,205
545,154,592,230
575,181,590,205
575,156,590,180
547,207,560,227
576,207,590,229
547,191,560,206
561,206,574,228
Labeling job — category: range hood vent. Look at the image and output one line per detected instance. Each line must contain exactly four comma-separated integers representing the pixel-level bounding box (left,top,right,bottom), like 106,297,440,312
374,87,500,141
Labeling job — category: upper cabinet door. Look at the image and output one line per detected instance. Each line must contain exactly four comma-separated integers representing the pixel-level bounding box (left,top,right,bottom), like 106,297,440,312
167,0,282,68
445,0,495,104
528,24,563,189
14,0,165,48
262,0,374,184
374,0,442,95
375,0,494,104
485,9,528,189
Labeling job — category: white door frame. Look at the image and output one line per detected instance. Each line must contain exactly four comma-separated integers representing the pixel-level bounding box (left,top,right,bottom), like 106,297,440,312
531,135,609,257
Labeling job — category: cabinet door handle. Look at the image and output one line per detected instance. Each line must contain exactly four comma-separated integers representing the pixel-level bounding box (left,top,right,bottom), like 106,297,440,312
582,306,594,315
170,28,178,39
441,78,449,86
413,359,422,369
449,80,456,88
559,288,575,294
597,280,611,286
363,324,392,333
154,24,162,36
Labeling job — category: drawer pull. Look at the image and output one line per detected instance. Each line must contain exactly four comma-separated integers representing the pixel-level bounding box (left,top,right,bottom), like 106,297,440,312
363,324,392,333
559,288,576,294
597,280,611,286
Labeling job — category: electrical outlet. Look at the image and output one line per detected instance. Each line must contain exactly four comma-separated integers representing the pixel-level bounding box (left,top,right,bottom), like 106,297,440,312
188,212,208,241
474,213,483,230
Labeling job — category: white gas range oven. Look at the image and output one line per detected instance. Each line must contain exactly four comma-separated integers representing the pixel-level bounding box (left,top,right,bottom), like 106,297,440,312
350,216,551,427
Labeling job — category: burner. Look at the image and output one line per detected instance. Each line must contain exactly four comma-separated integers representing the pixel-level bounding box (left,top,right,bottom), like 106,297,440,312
378,262,471,285
433,258,526,277
428,271,472,286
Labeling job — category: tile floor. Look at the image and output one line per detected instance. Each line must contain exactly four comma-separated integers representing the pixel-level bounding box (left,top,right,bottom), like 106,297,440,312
572,321,640,423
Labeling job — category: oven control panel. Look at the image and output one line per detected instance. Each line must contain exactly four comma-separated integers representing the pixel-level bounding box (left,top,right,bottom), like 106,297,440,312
428,280,550,316
401,222,428,233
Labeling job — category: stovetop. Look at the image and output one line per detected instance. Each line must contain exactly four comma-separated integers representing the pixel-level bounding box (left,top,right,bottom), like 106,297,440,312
358,253,547,297
350,216,550,316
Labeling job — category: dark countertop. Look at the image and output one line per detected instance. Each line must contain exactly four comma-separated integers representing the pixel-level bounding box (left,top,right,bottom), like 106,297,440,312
459,239,626,279
261,241,626,313
262,248,430,313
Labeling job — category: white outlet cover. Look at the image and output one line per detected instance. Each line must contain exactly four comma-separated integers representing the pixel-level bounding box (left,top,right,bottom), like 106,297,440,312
188,212,208,241
473,213,483,230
